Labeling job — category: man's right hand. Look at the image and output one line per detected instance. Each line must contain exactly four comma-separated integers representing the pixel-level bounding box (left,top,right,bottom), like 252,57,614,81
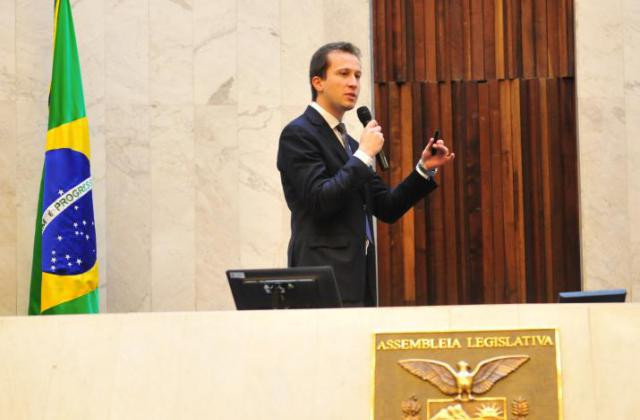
358,120,384,158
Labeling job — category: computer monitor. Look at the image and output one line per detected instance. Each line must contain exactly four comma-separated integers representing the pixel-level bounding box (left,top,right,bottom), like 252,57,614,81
226,266,342,310
558,289,627,303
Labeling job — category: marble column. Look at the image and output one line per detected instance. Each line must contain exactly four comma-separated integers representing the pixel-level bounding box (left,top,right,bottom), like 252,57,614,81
0,0,17,315
575,0,640,300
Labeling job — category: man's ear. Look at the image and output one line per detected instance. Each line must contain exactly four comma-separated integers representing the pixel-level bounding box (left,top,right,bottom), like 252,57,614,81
311,76,324,96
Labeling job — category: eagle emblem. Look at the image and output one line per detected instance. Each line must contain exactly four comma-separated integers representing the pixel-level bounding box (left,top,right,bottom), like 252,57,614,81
398,355,530,401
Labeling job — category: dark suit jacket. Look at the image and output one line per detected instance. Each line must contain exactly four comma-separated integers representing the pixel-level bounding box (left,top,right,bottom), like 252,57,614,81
277,106,437,303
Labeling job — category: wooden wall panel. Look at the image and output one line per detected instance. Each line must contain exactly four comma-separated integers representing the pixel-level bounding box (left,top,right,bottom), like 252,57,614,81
372,0,579,306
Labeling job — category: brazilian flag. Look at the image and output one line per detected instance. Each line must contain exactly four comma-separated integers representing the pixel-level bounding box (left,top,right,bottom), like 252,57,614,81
28,0,99,314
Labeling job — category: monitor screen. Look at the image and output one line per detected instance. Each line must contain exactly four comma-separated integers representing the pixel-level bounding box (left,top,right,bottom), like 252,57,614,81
226,266,342,310
558,289,627,303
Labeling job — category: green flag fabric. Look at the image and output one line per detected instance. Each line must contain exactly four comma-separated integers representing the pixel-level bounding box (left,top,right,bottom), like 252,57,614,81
28,0,99,314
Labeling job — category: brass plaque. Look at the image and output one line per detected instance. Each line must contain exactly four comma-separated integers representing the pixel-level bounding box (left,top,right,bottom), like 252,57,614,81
373,329,562,420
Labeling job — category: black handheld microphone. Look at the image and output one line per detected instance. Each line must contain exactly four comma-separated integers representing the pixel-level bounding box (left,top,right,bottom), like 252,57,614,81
356,106,389,171
431,129,440,155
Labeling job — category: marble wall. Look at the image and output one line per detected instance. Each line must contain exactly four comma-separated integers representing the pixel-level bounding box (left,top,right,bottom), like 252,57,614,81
575,0,640,300
0,0,373,314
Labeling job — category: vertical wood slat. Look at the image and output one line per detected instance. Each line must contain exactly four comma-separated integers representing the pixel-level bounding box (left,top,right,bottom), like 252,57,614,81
400,84,416,304
557,0,570,76
499,80,517,302
374,84,392,305
560,79,581,292
504,0,516,79
538,78,554,301
511,80,526,302
547,78,565,298
510,0,523,79
483,0,497,80
470,0,485,81
373,0,387,82
465,83,483,303
404,0,415,82
412,0,426,81
412,83,428,304
462,0,473,81
449,0,465,80
522,79,546,302
440,82,460,304
423,83,446,305
489,80,506,302
546,0,560,77
521,0,536,78
566,0,575,76
391,0,407,81
533,0,548,78
519,80,533,301
478,83,495,303
529,81,546,301
436,0,451,81
388,82,404,305
425,0,438,82
452,82,469,302
495,0,506,80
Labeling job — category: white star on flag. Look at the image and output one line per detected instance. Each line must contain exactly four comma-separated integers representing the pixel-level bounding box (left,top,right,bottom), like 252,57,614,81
76,258,82,265
57,235,63,241
58,189,64,195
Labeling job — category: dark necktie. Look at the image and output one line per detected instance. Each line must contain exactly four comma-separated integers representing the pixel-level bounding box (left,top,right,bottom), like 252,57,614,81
335,122,352,155
335,123,374,245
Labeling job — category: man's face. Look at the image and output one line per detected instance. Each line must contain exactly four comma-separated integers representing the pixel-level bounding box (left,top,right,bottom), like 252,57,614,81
313,50,362,118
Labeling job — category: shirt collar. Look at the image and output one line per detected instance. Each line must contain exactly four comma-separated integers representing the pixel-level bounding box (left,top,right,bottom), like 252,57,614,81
310,102,341,130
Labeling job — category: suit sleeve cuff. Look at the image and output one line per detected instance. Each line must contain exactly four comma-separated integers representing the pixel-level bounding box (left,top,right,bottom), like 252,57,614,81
354,149,375,167
415,162,437,180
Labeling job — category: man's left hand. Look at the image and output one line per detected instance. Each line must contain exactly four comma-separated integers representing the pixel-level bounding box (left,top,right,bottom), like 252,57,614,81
420,137,455,170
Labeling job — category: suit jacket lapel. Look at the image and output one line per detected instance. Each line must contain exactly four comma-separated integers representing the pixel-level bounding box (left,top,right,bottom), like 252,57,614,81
304,106,349,163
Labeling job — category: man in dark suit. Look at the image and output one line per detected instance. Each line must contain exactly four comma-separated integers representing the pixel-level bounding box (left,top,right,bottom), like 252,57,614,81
277,42,455,306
